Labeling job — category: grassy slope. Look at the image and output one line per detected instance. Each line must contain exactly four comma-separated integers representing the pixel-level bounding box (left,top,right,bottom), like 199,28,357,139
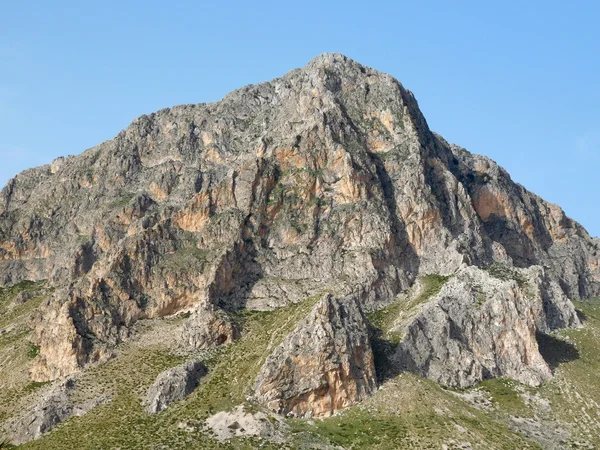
17,296,321,450
2,277,599,449
288,373,539,449
0,281,48,425
290,297,600,449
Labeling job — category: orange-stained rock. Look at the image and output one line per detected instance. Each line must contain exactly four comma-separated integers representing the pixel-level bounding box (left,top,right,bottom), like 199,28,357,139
473,185,510,221
253,294,376,418
0,52,595,395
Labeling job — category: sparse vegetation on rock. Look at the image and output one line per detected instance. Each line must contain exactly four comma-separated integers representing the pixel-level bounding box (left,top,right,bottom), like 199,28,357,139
1,53,599,448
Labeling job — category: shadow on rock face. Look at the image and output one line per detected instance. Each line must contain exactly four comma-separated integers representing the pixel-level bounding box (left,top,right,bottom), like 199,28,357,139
536,331,580,372
211,240,264,312
576,309,587,324
369,328,402,383
367,152,420,284
370,326,582,386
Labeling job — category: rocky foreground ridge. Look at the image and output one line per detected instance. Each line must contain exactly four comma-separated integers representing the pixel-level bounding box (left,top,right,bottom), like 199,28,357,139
1,53,599,442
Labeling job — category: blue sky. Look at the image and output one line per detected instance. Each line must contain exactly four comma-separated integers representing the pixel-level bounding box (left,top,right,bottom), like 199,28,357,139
2,1,599,236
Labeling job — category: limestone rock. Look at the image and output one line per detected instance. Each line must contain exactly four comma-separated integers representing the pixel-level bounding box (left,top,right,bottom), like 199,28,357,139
392,266,554,388
178,307,239,349
11,290,34,306
253,294,376,417
4,379,107,445
8,383,72,445
205,405,288,442
0,53,596,389
145,359,207,414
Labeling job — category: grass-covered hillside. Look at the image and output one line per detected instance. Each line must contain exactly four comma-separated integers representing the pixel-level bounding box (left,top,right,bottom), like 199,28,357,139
1,276,600,449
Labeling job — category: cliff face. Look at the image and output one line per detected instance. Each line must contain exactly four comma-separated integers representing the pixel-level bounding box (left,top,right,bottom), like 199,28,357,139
1,54,599,416
253,294,376,418
391,265,575,389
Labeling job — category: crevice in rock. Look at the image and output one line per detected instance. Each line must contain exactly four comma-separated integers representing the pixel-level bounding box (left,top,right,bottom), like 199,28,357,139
367,151,419,286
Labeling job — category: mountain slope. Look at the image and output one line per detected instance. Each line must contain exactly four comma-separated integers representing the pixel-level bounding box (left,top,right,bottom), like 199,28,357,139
1,53,599,448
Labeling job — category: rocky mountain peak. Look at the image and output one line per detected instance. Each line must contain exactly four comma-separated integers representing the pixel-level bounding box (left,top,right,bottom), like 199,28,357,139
1,54,599,445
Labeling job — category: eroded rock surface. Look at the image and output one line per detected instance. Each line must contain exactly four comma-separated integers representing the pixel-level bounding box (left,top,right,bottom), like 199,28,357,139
253,294,376,417
145,359,207,414
178,306,239,350
3,379,107,445
205,405,288,442
392,266,564,388
0,54,597,420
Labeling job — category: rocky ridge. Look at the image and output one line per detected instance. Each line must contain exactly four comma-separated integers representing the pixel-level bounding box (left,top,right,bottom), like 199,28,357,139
392,265,572,388
1,53,599,442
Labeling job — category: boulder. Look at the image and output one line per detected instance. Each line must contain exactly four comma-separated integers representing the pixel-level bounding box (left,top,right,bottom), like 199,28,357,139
145,359,207,414
4,379,106,445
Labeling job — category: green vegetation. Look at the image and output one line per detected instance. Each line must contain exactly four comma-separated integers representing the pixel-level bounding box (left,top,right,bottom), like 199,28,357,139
416,274,452,304
0,279,46,334
479,378,528,414
471,296,600,446
157,232,213,274
8,289,600,449
288,374,537,449
0,280,45,310
0,437,15,449
109,191,136,209
305,167,325,178
267,183,290,205
22,380,52,395
367,274,452,381
0,280,47,330
0,281,50,427
307,193,327,208
368,274,451,343
20,296,321,450
159,245,210,272
483,263,526,287
534,297,600,439
473,283,486,308
196,295,322,411
27,343,40,359
77,233,92,245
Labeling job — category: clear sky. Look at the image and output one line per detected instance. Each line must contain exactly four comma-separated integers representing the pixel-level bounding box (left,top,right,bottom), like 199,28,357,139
2,1,599,236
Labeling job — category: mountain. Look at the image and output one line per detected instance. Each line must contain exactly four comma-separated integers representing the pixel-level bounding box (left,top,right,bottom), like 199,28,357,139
1,53,599,449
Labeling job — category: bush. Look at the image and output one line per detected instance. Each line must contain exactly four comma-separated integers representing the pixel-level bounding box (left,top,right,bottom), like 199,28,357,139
27,343,40,359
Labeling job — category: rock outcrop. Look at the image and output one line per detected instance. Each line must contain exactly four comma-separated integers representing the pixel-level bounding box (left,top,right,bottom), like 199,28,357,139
3,379,107,445
145,359,207,414
391,266,571,388
11,290,34,306
205,405,288,442
253,294,376,417
178,306,239,349
0,53,598,419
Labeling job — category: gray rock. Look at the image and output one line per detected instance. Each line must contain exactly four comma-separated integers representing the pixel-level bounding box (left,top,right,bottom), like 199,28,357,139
205,405,288,442
392,266,554,388
11,290,34,306
0,53,596,412
8,384,71,445
145,359,207,414
178,306,239,349
4,379,106,445
253,294,376,417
